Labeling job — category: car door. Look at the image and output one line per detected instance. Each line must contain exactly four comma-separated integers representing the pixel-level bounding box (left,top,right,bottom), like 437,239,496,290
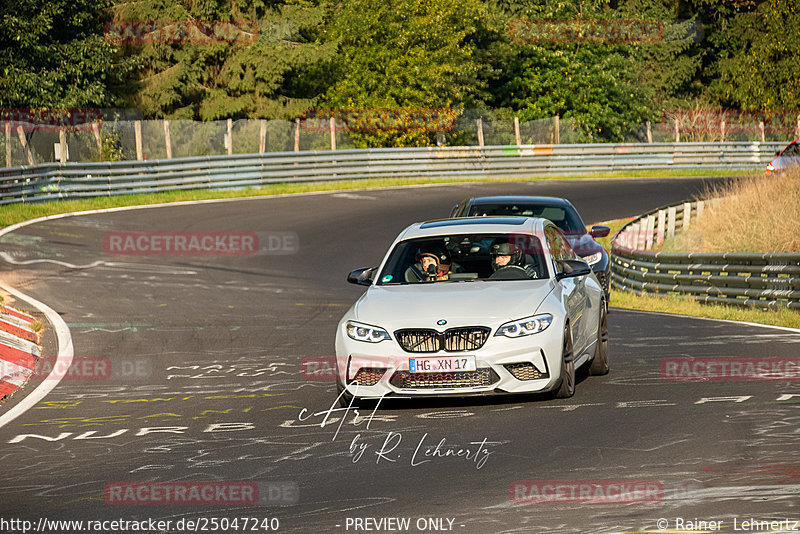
546,225,591,354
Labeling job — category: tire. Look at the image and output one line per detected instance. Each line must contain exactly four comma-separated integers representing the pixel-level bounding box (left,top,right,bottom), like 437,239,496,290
589,303,610,376
554,325,576,398
336,380,354,408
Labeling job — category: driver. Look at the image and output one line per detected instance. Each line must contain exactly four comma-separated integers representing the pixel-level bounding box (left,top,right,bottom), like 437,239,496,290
491,242,537,278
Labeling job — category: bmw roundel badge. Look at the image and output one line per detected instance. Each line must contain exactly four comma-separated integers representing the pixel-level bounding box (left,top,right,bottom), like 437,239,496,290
437,319,447,326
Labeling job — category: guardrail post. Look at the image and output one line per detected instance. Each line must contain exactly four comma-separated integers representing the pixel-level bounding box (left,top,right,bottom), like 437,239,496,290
646,121,652,143
666,206,676,238
294,118,300,152
16,125,35,166
5,122,11,167
330,117,336,151
682,202,692,230
656,209,665,248
227,118,233,155
164,120,172,159
259,120,266,153
514,117,521,145
645,215,655,250
476,118,484,147
697,200,705,219
134,120,143,161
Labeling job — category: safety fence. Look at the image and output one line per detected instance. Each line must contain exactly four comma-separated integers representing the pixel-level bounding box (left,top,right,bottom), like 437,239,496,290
611,200,800,309
3,113,794,167
0,142,783,205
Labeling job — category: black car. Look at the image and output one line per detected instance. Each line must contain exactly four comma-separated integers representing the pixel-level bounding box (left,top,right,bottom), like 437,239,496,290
450,196,611,303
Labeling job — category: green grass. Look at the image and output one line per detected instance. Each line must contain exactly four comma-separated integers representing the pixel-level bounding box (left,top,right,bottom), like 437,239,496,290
610,289,800,329
0,168,748,229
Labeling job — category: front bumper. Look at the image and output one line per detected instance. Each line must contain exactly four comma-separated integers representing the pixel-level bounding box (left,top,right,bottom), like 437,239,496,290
335,327,564,399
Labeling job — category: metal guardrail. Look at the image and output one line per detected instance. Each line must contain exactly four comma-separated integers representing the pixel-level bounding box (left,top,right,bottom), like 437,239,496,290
0,141,783,205
611,200,800,310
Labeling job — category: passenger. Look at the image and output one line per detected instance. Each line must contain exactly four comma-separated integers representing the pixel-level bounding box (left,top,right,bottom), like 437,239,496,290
405,249,451,282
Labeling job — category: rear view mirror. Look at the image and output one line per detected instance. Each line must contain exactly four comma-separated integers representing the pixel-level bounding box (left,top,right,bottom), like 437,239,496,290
555,259,592,280
347,267,376,286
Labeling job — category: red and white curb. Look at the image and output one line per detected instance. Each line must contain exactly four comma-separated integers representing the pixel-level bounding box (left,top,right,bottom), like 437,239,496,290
0,307,41,401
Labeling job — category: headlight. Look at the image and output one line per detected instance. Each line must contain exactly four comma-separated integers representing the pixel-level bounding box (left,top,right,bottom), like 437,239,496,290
582,252,603,266
345,321,390,343
495,314,553,338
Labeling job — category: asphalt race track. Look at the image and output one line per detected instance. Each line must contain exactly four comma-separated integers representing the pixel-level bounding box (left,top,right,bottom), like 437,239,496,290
1,177,799,534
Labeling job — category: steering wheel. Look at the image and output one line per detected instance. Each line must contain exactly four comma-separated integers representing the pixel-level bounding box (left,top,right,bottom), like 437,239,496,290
488,265,531,280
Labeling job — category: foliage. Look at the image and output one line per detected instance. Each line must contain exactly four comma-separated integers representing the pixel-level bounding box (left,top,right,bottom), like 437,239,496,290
0,0,796,145
0,0,123,108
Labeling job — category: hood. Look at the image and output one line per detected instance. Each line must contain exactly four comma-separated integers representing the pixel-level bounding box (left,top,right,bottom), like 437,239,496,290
354,280,555,330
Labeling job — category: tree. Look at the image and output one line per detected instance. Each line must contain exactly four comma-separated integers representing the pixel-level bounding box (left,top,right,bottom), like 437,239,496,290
490,0,701,141
706,0,799,111
321,0,498,147
0,0,122,108
115,0,336,120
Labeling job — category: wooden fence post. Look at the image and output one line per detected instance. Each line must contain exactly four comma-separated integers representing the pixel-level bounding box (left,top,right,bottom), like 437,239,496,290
554,114,560,144
58,128,67,163
227,118,233,155
514,117,521,146
16,126,35,166
134,120,143,161
259,120,267,153
476,118,484,147
5,122,11,167
163,120,172,159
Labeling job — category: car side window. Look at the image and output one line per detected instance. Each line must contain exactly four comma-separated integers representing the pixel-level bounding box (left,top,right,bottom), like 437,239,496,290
545,225,577,274
784,143,800,157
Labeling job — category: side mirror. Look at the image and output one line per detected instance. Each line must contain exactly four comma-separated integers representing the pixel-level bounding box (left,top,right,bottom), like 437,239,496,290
776,151,782,156
347,267,376,286
555,259,592,281
449,204,459,217
589,225,611,238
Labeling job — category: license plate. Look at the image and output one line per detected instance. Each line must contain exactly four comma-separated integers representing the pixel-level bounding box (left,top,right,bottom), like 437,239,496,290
409,356,476,373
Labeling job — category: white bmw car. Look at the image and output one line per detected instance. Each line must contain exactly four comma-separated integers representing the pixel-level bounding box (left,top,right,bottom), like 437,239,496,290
335,216,609,405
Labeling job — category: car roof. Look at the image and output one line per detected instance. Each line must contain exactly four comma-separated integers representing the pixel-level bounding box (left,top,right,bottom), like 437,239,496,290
465,195,572,206
399,216,549,240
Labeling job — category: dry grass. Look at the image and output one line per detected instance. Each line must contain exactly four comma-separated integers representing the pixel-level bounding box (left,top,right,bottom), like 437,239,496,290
669,168,800,253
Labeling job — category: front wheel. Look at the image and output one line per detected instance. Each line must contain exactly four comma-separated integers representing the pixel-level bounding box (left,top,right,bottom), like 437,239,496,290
589,304,610,376
554,325,576,398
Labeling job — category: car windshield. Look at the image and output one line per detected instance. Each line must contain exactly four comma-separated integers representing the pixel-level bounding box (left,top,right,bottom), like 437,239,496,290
377,233,548,285
468,204,585,234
